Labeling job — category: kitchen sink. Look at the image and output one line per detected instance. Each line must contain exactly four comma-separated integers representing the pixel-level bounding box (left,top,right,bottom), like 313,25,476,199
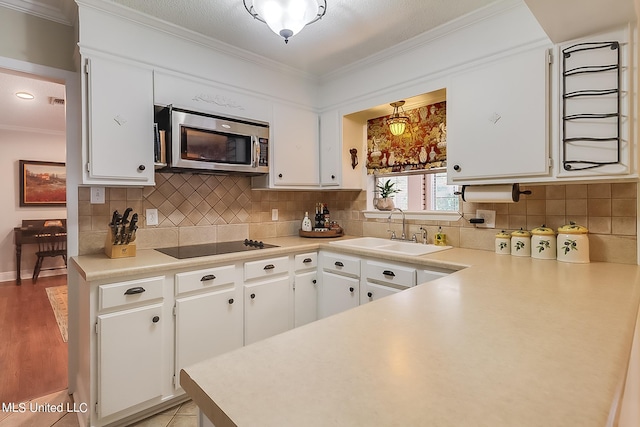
329,237,452,256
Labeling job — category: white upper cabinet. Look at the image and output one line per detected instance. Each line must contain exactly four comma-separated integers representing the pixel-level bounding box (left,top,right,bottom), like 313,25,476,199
270,103,320,187
82,55,155,185
319,110,341,187
447,46,551,183
153,72,271,124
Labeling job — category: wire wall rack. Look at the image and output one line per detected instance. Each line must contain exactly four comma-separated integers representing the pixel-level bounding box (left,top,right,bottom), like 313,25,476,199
562,41,620,171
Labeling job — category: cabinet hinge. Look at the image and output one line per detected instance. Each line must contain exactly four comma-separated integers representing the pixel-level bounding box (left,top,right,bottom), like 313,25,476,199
84,59,90,74
95,402,98,415
173,305,176,316
547,49,554,64
548,157,553,167
86,162,91,173
94,322,98,334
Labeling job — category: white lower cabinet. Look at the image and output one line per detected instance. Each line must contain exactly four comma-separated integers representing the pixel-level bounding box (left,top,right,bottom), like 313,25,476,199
362,281,403,302
319,271,359,318
174,265,242,389
95,276,167,420
361,260,417,304
319,251,361,319
294,253,318,327
244,276,293,345
243,255,293,345
174,288,242,388
294,270,318,327
97,304,164,418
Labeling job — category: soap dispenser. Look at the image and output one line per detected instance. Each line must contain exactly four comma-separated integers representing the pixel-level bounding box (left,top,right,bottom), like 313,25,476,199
301,212,312,232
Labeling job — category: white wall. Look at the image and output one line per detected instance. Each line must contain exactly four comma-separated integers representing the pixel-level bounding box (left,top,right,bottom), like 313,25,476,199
0,128,66,282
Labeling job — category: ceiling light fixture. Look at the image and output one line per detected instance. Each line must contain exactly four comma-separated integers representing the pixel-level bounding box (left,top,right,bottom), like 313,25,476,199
16,92,34,100
387,101,409,136
243,0,327,44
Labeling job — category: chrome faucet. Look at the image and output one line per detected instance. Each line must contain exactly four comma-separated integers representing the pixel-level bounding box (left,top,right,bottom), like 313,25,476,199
387,208,406,240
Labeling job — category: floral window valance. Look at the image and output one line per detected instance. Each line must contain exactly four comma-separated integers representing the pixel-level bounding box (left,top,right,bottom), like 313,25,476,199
366,101,446,174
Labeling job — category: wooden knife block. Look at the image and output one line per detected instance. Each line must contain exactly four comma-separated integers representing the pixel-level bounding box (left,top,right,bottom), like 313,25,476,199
104,230,137,259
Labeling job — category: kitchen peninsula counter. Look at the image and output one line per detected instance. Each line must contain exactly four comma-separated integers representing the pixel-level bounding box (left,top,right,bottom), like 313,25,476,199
174,240,640,427
70,237,640,426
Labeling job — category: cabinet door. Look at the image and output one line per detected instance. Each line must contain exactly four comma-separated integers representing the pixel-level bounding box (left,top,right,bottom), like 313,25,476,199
319,110,341,186
362,281,403,304
319,271,359,319
447,46,549,182
97,304,164,418
244,276,293,345
272,104,319,186
85,56,154,184
175,288,242,388
294,270,318,327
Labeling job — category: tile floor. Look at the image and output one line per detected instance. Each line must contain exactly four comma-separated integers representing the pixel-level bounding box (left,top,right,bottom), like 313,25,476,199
0,389,197,427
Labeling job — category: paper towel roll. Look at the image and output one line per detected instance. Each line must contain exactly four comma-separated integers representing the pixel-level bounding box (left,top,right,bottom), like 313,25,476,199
460,184,528,203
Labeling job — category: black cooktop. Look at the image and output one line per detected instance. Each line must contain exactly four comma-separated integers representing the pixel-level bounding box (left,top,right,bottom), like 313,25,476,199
156,239,278,259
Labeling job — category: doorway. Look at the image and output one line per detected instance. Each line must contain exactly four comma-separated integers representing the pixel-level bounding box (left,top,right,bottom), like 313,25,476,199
0,66,69,404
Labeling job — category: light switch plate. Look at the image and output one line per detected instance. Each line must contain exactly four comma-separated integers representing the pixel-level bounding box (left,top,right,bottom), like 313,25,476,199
271,209,278,221
90,187,105,204
475,209,496,229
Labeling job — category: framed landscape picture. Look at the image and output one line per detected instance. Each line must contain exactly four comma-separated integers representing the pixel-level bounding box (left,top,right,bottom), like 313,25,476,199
19,160,66,207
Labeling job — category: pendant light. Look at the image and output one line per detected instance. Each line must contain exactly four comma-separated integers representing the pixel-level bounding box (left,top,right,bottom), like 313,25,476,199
243,0,327,44
387,101,409,136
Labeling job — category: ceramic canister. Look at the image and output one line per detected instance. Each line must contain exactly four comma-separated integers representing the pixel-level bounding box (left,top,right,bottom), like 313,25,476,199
557,222,590,263
510,228,531,257
495,231,511,255
530,225,557,260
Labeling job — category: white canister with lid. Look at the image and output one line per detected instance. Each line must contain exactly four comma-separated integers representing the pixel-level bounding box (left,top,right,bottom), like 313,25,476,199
495,231,511,254
557,222,589,263
531,225,557,260
510,228,531,257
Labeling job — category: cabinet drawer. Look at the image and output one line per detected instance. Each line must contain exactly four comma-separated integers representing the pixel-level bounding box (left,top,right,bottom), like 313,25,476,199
320,252,360,277
294,252,317,271
175,265,235,296
244,256,290,281
364,260,416,287
98,276,164,311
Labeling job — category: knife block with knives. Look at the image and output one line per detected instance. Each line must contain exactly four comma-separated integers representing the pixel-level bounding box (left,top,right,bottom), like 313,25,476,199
105,208,138,258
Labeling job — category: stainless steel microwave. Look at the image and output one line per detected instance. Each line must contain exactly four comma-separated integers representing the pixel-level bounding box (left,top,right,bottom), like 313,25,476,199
155,106,269,175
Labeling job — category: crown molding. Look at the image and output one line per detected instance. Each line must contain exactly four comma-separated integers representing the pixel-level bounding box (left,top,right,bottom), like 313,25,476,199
0,123,65,136
0,0,74,25
320,0,523,84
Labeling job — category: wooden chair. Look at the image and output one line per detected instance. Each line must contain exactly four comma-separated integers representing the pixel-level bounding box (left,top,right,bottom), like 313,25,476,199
32,225,67,283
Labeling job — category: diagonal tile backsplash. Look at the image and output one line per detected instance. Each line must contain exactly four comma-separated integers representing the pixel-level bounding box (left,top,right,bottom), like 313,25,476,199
78,173,636,264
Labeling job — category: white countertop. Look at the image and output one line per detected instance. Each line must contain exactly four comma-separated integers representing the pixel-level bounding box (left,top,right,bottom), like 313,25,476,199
178,242,640,427
71,237,640,426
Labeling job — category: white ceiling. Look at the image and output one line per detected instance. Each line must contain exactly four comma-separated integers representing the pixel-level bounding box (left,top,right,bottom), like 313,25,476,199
0,69,66,134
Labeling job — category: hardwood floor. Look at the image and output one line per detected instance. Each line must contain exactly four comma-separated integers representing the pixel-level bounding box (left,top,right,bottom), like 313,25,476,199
0,274,68,404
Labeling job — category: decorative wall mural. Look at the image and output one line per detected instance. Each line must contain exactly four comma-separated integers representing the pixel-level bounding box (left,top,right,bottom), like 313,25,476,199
366,101,446,174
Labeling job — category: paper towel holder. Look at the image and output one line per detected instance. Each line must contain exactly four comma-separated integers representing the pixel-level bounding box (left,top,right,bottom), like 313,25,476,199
455,184,532,203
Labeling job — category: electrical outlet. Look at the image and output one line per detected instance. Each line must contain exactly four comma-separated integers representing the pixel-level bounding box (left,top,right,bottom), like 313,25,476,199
271,208,278,221
90,186,105,204
475,209,496,229
146,208,158,226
